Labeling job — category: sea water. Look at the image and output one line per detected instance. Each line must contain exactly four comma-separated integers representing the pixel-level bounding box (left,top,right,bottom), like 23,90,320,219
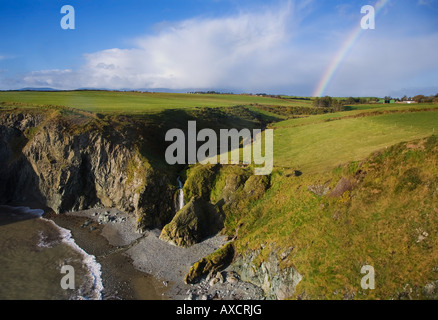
0,206,103,300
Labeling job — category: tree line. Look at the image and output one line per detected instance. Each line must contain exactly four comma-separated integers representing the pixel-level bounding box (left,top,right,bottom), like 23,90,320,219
313,96,375,110
314,94,438,108
409,94,438,103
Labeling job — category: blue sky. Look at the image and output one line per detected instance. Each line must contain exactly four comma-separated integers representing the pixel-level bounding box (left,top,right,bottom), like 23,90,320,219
0,0,437,97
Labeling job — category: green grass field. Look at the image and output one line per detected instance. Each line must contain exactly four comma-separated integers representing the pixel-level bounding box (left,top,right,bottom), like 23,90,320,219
273,109,438,173
272,103,438,128
0,90,309,114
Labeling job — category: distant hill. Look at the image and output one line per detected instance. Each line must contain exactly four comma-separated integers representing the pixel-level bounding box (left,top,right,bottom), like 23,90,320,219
16,87,61,92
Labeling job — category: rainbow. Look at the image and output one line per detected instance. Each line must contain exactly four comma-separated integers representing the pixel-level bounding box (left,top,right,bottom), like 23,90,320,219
313,0,390,97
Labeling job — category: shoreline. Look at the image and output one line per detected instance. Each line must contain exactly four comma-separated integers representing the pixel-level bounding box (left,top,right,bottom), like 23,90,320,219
49,207,265,300
3,201,266,300
47,208,168,300
0,204,103,300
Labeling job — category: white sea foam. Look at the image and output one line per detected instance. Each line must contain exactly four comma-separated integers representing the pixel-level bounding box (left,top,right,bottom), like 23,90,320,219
37,230,56,248
51,222,104,300
1,205,104,300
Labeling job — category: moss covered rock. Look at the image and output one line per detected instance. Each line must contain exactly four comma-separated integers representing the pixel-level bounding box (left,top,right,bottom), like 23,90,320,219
159,197,224,248
242,175,270,198
183,164,218,201
210,166,251,204
184,242,235,284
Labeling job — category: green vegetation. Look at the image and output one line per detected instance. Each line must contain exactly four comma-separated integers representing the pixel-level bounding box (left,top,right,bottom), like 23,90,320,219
273,109,438,173
231,136,438,300
183,165,219,201
177,97,438,299
313,96,376,109
0,90,310,114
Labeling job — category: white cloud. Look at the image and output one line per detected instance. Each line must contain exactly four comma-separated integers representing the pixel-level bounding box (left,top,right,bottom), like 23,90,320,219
17,1,324,93
81,6,300,90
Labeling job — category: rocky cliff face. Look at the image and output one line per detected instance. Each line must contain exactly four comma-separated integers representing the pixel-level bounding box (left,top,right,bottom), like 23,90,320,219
0,111,174,228
0,109,300,300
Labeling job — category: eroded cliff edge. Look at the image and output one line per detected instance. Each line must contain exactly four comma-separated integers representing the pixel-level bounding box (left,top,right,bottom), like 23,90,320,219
0,108,174,229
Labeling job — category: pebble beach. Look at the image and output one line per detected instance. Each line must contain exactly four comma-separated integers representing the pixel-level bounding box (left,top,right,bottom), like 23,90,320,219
49,208,265,300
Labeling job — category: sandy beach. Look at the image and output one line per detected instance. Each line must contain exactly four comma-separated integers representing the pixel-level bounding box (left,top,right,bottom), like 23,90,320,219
48,207,265,300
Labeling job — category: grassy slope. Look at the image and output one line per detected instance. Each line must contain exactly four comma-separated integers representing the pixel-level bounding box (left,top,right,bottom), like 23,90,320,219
273,108,438,173
185,102,438,299
233,135,438,300
272,103,438,128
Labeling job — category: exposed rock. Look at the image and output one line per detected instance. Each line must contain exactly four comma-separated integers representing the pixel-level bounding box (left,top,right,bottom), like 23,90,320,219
416,230,429,243
328,177,356,198
185,242,235,284
0,124,43,205
81,220,92,228
293,170,303,177
280,247,294,260
0,111,174,228
242,175,270,198
230,248,302,300
307,184,330,196
216,271,225,284
209,277,219,287
159,197,224,248
423,280,438,299
218,171,249,203
185,270,265,300
226,271,239,285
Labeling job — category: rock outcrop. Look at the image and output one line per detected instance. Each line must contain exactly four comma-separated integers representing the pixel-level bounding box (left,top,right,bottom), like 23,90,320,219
160,197,224,247
0,110,174,229
230,247,302,300
185,242,235,284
